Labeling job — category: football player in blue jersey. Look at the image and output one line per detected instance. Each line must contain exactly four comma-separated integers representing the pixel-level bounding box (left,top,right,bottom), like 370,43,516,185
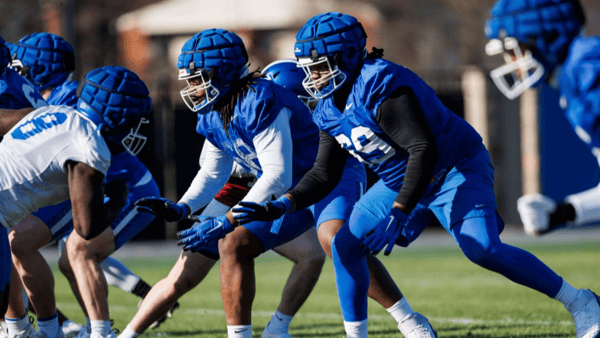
485,0,600,240
131,29,399,338
0,66,151,338
231,12,600,338
0,35,46,134
6,33,175,338
121,58,433,338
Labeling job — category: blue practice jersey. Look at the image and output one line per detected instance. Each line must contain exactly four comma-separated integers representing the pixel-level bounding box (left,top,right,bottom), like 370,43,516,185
47,81,78,108
196,78,320,187
0,68,47,109
559,36,600,154
312,58,483,192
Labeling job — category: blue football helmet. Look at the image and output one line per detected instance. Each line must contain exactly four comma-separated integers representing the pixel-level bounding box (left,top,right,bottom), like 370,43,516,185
177,29,249,113
76,66,152,156
262,59,312,101
294,12,367,99
0,36,10,75
485,0,585,99
9,33,75,92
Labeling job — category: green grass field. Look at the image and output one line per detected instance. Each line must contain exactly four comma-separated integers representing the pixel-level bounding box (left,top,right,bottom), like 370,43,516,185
51,240,600,337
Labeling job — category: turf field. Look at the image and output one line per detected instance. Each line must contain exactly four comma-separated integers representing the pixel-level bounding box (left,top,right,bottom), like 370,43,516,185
51,230,600,338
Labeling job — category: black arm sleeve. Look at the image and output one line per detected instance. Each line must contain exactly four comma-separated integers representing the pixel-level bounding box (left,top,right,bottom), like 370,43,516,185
376,86,439,211
288,130,348,210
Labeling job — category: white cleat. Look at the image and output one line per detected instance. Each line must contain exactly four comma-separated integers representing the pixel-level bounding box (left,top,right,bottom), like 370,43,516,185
61,321,84,338
0,322,8,338
89,330,116,338
517,193,556,236
261,322,292,338
1,321,8,338
8,323,44,338
568,289,600,338
398,313,437,338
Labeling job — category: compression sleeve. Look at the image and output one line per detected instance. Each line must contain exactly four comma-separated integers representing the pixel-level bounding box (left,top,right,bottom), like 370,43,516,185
287,130,348,210
241,107,293,204
179,141,232,213
376,86,439,211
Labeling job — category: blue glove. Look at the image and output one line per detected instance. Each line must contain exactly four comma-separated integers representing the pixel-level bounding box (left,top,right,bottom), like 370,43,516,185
362,208,409,256
176,214,233,252
232,195,292,225
135,197,189,222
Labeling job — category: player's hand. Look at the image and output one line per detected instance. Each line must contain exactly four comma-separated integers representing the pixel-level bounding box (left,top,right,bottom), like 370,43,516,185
176,214,233,252
517,194,557,236
135,197,189,222
232,196,291,224
362,208,408,256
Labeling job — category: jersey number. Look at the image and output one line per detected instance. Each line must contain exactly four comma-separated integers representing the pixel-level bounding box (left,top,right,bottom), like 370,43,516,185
335,126,395,167
12,112,68,140
22,84,47,108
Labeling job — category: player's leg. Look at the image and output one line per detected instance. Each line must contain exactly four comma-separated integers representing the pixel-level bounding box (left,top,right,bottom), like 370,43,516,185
440,149,600,338
7,215,63,338
0,227,9,319
451,213,600,338
64,227,116,338
331,180,436,338
219,209,315,338
118,251,217,338
118,198,229,338
264,228,325,337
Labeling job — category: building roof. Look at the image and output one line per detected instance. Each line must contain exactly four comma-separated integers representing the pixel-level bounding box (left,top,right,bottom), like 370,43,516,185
115,0,341,35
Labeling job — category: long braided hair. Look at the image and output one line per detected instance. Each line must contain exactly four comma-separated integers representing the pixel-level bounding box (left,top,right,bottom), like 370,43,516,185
213,68,263,135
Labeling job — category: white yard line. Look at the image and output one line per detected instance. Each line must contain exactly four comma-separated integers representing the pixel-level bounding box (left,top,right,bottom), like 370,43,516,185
56,302,574,327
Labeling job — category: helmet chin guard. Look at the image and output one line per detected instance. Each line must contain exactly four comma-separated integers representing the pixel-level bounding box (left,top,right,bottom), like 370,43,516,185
485,0,585,98
486,37,545,100
297,56,346,100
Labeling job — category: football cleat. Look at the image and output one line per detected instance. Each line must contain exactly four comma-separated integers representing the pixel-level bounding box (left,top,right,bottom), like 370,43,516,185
261,322,293,338
61,320,84,338
398,313,438,338
517,193,557,236
568,289,600,338
8,323,44,338
1,321,8,338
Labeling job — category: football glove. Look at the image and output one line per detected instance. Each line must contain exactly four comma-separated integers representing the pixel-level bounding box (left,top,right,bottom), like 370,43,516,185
362,208,409,256
232,195,291,224
135,197,189,222
517,193,557,236
176,214,233,252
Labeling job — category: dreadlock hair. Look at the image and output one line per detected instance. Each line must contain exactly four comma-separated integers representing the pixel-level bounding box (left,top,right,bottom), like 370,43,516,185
213,68,263,135
365,47,384,60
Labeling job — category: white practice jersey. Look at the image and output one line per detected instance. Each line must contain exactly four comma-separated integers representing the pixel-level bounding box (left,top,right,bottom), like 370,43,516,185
0,105,111,228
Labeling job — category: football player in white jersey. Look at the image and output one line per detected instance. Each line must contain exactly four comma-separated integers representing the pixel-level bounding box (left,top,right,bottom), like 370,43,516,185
0,66,152,338
7,33,174,338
